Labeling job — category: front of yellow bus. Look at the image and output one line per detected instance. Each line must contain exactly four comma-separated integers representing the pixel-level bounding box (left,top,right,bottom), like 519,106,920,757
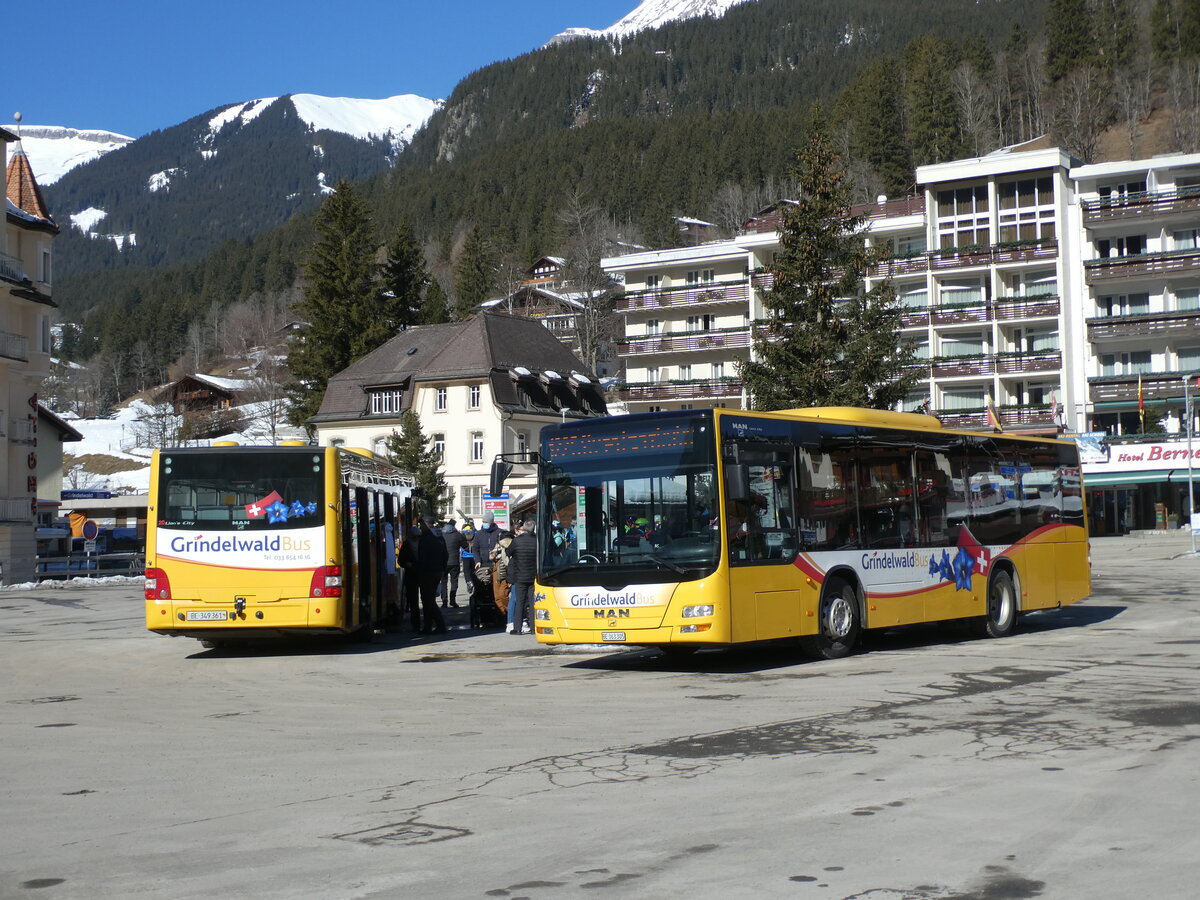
532,411,728,651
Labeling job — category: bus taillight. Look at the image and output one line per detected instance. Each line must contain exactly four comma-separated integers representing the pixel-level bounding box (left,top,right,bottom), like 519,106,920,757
145,567,171,600
311,566,342,598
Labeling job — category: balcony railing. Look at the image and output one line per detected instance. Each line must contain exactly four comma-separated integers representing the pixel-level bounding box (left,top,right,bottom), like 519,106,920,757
1087,309,1200,342
929,352,1062,379
935,407,1057,431
1083,248,1200,283
0,252,29,284
619,328,753,356
620,378,744,402
616,282,750,312
1087,371,1192,405
0,330,29,362
869,239,1058,278
1082,186,1200,222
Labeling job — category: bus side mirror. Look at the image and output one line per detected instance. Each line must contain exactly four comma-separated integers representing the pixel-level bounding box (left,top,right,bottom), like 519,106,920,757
490,458,513,498
725,464,750,504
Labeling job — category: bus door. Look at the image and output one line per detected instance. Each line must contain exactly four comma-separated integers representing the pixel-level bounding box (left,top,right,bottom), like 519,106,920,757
724,441,800,642
856,440,925,626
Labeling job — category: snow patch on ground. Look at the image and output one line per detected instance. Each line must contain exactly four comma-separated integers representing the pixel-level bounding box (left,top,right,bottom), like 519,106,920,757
2,125,134,184
70,207,107,233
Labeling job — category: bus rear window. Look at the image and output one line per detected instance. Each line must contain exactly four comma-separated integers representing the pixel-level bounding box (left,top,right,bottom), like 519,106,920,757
158,452,324,531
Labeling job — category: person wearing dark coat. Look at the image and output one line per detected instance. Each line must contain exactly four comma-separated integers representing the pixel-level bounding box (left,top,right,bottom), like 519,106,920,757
416,517,448,634
505,517,538,635
439,519,466,608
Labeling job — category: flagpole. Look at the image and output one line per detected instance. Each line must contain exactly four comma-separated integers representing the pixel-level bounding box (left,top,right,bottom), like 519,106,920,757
1187,373,1197,555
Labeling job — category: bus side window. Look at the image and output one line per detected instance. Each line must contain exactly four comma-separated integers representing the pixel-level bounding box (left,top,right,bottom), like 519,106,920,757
913,450,954,547
857,443,915,548
797,445,858,550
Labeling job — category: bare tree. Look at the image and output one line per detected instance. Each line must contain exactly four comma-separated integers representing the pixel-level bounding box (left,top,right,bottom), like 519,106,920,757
1169,60,1200,154
1114,62,1153,158
558,190,620,375
709,182,751,236
244,354,292,444
131,398,181,449
1053,65,1113,162
953,63,997,157
129,340,155,395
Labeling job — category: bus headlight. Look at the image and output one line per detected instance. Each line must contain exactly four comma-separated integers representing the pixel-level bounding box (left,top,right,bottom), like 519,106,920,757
535,608,551,620
682,605,714,618
681,623,712,633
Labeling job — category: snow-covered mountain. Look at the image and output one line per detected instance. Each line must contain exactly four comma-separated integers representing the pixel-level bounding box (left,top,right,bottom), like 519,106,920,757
549,0,755,44
2,126,134,185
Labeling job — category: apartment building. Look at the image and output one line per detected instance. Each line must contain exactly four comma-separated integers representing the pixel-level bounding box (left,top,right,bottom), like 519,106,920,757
2,130,58,582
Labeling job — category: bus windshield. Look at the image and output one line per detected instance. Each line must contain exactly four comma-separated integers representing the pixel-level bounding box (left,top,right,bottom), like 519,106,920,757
537,413,720,586
158,450,325,532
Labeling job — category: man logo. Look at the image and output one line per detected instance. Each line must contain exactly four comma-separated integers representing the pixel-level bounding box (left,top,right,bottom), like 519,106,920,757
593,609,631,619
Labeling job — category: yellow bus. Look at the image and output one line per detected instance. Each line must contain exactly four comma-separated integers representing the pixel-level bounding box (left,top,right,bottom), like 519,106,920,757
145,444,413,646
525,407,1089,658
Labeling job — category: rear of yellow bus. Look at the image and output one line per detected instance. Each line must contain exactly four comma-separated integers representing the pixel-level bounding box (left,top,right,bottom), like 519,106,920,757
144,447,344,642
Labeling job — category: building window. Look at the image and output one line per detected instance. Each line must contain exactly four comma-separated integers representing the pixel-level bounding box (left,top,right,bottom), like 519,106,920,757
1098,293,1150,317
462,485,483,517
435,386,447,412
712,362,724,380
373,437,388,457
938,278,985,306
1100,351,1152,376
647,366,661,384
646,319,661,336
331,438,346,447
648,405,663,412
469,384,481,409
940,331,988,358
471,431,484,462
895,234,927,255
431,432,445,459
1173,229,1200,251
1096,235,1146,258
686,269,715,285
41,250,51,284
679,364,692,381
680,403,694,410
1174,288,1200,312
646,274,662,290
1098,180,1146,201
940,387,987,411
369,388,404,415
898,283,929,309
936,185,990,249
997,176,1056,243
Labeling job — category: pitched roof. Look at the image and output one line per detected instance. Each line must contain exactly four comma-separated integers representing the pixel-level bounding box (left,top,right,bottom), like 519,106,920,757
312,312,605,424
6,145,55,227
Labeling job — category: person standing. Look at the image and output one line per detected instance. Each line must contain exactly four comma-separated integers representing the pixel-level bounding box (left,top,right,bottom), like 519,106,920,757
416,517,448,634
505,517,538,635
470,511,502,629
439,519,466,608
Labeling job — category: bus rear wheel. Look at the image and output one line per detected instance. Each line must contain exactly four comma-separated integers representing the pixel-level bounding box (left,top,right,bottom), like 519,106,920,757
801,576,861,660
977,569,1017,638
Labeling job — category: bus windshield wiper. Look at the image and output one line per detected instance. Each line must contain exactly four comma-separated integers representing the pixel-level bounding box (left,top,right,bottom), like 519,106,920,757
648,552,690,575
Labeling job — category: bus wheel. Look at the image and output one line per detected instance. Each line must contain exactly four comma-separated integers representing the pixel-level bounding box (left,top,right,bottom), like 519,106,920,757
801,577,861,660
977,569,1017,638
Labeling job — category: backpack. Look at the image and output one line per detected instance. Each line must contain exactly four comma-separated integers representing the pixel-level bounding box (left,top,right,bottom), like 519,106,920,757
494,536,512,582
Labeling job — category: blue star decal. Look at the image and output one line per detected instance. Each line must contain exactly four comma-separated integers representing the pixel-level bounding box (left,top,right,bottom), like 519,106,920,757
290,500,306,518
305,501,318,516
928,554,941,577
267,501,290,524
938,550,954,583
952,545,976,590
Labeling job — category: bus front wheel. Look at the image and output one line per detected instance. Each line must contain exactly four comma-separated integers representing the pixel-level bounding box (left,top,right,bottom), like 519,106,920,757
977,569,1017,638
801,577,861,660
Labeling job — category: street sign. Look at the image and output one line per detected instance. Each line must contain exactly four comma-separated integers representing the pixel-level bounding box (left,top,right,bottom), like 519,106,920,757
81,519,99,541
483,493,510,531
84,540,98,554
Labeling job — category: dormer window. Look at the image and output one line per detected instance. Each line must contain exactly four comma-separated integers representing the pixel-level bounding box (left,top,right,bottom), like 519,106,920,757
368,388,404,415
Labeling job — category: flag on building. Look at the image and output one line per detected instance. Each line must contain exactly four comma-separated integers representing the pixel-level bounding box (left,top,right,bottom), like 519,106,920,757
1049,391,1059,425
1138,375,1145,431
986,394,1003,432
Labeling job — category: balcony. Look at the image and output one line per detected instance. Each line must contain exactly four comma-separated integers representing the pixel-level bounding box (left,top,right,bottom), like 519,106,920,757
994,295,1061,320
1082,186,1200,223
0,330,29,362
0,252,29,284
930,352,1061,379
935,407,1057,431
931,301,990,326
869,239,1059,279
1084,248,1200,284
620,378,744,402
616,281,750,313
1087,309,1200,343
1087,371,1188,405
619,327,753,356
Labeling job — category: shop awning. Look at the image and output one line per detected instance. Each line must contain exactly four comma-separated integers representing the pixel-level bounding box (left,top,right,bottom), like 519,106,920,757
1083,469,1200,487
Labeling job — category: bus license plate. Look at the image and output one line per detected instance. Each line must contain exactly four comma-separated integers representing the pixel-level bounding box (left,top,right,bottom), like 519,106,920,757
601,632,626,642
186,610,228,621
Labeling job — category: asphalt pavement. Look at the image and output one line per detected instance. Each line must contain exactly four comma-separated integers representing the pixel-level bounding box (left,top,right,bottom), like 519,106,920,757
1,534,1197,899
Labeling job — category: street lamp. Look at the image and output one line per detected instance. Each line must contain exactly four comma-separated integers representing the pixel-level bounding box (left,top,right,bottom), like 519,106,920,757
1184,372,1200,554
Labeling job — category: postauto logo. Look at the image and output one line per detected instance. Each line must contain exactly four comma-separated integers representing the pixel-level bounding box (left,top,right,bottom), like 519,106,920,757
566,589,656,608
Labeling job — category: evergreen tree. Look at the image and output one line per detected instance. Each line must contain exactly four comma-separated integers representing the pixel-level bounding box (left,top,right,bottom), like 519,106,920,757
421,278,452,324
380,222,428,331
286,179,380,427
1045,0,1097,81
842,58,912,197
906,37,963,166
739,116,918,412
386,409,448,516
453,224,496,318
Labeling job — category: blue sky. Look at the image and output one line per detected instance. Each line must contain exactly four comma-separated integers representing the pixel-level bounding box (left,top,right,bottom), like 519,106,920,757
10,1,638,138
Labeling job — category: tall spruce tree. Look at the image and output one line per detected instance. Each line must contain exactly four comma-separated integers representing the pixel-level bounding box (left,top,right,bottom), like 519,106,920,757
1045,0,1097,81
453,225,496,319
421,278,452,324
287,179,381,427
379,222,428,331
906,37,963,166
739,117,918,412
386,409,448,516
